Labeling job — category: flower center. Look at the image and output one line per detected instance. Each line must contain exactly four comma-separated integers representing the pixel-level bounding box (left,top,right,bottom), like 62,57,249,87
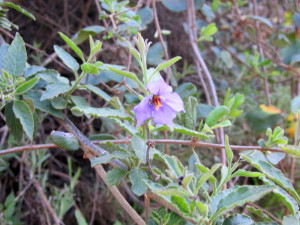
152,95,163,110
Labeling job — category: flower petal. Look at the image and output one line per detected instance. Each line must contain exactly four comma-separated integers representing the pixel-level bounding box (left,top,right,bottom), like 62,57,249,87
133,96,152,127
152,104,177,126
163,92,185,112
147,78,172,95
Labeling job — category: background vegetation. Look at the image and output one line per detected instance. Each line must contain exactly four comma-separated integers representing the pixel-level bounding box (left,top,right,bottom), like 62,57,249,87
1,0,300,224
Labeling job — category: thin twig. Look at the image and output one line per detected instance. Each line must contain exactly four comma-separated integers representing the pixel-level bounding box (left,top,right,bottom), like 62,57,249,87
152,0,170,83
144,193,150,223
252,0,271,106
146,141,161,180
187,0,226,170
247,203,282,224
60,117,146,225
0,138,285,157
32,178,61,225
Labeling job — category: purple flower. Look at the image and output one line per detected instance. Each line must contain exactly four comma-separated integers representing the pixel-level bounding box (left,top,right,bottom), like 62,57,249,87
134,79,184,127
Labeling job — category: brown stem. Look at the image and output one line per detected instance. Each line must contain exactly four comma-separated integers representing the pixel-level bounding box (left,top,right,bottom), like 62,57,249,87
60,117,146,225
187,0,226,168
252,0,271,106
247,203,282,224
0,138,285,157
152,0,171,83
32,178,61,225
146,141,161,180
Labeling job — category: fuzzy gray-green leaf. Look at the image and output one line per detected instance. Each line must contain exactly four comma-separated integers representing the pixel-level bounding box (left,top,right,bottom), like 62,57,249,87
15,77,40,95
54,45,79,72
50,131,79,151
242,153,300,204
210,185,274,220
5,33,27,76
13,100,34,139
129,167,148,196
106,168,127,186
72,106,132,120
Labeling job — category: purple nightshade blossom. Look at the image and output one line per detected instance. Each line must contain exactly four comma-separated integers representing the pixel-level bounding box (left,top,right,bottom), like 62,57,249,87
134,78,185,127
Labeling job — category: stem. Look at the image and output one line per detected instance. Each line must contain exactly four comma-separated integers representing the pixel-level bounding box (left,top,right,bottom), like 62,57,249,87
152,0,171,84
60,116,145,225
0,138,285,157
247,203,282,224
66,72,87,98
252,0,271,106
32,178,61,225
146,141,161,180
187,0,227,177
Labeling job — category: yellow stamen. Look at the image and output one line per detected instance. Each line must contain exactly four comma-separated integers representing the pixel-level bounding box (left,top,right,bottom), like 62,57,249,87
152,95,163,110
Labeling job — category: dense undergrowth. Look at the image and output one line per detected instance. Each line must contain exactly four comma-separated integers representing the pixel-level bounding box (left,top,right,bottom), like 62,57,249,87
1,0,300,225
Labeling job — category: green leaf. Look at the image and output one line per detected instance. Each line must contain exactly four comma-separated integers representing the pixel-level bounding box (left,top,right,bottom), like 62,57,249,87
196,163,221,193
54,45,79,72
72,25,105,45
51,96,68,109
242,153,300,204
89,39,102,58
107,66,146,92
81,63,99,74
222,214,253,225
72,106,132,120
15,77,40,95
84,84,111,102
58,32,84,62
210,185,274,220
220,50,233,68
129,167,148,196
280,144,300,157
161,0,202,12
150,56,181,82
205,105,229,127
5,33,27,76
225,135,233,168
171,196,190,214
4,103,23,141
163,154,185,178
91,151,134,166
24,90,63,118
109,118,138,136
155,187,192,197
40,82,71,101
199,23,218,41
247,15,273,28
246,206,272,222
230,169,263,179
273,187,299,215
1,2,35,20
282,215,300,225
183,96,197,130
175,82,197,101
130,136,148,163
211,120,232,129
74,209,88,225
3,191,15,219
173,124,210,139
13,100,34,139
106,168,127,186
50,131,79,151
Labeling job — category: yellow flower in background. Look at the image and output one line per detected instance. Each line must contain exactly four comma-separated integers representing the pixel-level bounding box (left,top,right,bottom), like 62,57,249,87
259,104,298,138
286,113,298,138
259,104,281,114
